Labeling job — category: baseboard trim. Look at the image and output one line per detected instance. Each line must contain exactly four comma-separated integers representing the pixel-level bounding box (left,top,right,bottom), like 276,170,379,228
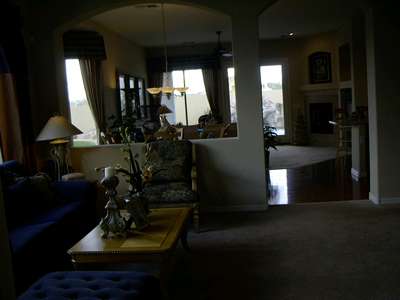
369,192,400,205
202,204,268,213
351,168,367,181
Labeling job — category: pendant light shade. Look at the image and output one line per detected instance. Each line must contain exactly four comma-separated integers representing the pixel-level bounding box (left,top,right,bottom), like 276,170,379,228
146,3,188,97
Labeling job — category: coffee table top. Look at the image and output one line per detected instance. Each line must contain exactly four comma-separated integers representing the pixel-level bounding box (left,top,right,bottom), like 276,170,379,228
68,207,191,259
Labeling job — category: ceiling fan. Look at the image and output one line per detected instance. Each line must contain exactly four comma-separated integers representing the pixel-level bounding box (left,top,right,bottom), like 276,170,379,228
215,31,232,58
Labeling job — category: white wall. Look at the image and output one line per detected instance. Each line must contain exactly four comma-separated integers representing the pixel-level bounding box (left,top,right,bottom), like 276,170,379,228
71,136,268,211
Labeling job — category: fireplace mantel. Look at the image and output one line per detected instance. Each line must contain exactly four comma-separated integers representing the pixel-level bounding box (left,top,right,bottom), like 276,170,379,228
300,83,338,97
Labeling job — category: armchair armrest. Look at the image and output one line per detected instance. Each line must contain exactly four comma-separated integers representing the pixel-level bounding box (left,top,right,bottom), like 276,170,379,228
191,165,197,193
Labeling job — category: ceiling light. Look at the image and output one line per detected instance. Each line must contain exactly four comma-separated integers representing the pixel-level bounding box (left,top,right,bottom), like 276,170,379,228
289,32,295,36
146,4,188,97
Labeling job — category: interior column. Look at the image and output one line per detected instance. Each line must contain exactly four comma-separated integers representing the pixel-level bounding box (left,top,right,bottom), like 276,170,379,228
365,3,400,204
231,13,267,205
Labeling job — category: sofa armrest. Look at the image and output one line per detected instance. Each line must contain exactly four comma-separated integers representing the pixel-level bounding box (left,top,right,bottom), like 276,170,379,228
52,180,96,204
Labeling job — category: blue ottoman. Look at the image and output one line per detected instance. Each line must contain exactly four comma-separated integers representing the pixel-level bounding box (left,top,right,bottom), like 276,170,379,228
18,271,161,300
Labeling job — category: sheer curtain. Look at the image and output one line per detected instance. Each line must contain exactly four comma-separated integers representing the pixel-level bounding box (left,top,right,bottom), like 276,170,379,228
79,59,106,134
202,68,219,118
160,72,176,124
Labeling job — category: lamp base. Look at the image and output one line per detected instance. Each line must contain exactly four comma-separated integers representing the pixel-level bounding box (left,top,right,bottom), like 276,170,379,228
50,141,70,180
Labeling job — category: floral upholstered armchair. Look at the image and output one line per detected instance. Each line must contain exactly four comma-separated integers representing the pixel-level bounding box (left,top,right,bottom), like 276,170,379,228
142,140,199,231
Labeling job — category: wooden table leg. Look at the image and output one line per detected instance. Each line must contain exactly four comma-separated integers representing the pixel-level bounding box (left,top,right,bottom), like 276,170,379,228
160,255,173,300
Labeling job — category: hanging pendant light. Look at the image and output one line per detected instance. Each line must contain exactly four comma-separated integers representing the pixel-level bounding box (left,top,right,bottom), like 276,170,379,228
146,3,188,97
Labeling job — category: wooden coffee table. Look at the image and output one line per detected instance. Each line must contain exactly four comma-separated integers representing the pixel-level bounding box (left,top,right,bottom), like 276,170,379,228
68,207,191,293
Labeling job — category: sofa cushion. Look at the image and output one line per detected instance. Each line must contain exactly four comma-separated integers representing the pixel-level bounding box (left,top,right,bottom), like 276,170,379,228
52,180,94,204
143,181,194,204
144,140,192,183
32,201,83,224
18,271,161,300
4,178,37,229
9,222,55,254
4,175,57,229
29,173,56,207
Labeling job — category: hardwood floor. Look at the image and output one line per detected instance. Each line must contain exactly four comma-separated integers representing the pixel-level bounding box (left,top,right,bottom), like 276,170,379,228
268,156,369,205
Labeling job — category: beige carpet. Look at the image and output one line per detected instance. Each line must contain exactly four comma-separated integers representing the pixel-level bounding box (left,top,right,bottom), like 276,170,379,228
171,200,400,300
269,145,336,169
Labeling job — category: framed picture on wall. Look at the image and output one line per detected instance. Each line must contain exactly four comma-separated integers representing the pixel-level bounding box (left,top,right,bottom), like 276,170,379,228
309,52,332,84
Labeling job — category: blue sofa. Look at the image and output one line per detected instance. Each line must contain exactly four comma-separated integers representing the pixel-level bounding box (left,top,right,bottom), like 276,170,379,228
0,160,98,294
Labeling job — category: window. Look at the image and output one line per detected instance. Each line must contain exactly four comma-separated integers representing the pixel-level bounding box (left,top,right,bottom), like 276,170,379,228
162,69,211,126
227,65,285,135
227,67,237,123
65,59,98,146
260,65,285,135
117,73,147,120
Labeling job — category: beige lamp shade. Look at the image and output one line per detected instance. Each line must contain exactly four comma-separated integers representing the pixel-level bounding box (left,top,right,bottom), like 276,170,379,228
36,116,82,142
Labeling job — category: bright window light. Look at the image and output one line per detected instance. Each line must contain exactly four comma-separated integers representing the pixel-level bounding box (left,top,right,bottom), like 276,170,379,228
227,67,237,123
162,69,211,126
65,59,98,147
260,65,285,136
227,65,285,135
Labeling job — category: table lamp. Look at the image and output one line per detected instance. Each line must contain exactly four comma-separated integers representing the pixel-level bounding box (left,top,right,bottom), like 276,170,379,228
158,105,172,128
36,116,82,180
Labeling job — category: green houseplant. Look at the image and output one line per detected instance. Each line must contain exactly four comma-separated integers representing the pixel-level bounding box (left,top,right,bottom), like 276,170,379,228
263,124,278,169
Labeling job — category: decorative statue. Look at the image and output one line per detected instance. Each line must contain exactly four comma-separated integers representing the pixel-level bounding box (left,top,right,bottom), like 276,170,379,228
98,167,126,238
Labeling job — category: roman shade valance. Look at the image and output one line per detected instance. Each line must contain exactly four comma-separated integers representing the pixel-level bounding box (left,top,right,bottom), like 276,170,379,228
147,55,218,73
63,30,106,60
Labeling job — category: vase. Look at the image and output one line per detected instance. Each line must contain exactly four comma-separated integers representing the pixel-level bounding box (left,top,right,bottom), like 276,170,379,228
124,192,149,231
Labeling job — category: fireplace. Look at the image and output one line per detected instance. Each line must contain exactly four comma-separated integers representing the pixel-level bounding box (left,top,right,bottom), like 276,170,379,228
301,85,338,146
309,103,334,134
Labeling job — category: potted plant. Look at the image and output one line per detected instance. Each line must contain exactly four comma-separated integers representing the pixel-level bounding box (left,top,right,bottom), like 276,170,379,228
263,124,278,169
103,112,144,144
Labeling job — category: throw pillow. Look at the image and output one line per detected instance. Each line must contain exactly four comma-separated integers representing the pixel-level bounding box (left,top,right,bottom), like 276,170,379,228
29,173,56,209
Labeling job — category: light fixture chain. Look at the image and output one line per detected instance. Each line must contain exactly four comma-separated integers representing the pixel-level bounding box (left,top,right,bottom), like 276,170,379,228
161,3,168,74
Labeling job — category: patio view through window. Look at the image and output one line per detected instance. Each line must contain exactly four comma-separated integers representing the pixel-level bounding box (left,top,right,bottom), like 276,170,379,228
162,69,211,126
228,65,285,135
65,59,98,146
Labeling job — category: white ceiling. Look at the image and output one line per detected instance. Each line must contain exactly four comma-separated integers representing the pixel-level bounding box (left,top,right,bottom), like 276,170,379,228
259,0,360,39
90,0,361,47
91,4,232,47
